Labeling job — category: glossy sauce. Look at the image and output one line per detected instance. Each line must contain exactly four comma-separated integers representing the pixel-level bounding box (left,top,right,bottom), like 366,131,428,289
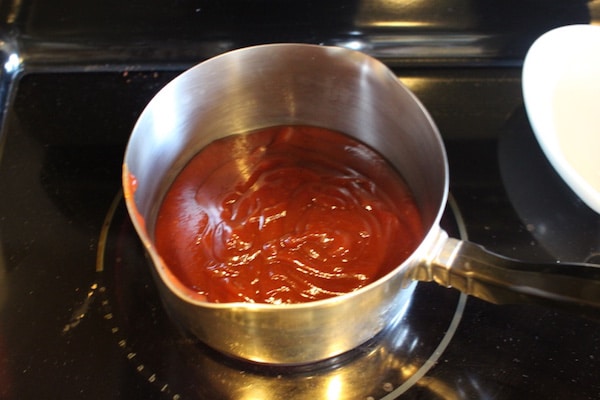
154,126,423,304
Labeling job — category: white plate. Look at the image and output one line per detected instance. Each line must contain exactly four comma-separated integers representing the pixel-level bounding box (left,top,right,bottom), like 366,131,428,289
522,24,600,214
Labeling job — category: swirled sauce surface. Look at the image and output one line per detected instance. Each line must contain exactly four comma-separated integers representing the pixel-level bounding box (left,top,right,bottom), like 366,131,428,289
154,126,423,304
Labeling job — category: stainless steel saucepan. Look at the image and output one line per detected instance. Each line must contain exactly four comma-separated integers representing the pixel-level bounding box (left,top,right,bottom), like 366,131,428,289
123,43,600,365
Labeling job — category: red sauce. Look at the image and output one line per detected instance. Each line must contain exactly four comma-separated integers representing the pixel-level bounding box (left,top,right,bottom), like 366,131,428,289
154,126,423,304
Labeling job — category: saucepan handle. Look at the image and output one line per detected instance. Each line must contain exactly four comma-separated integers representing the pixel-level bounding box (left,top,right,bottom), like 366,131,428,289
420,230,600,319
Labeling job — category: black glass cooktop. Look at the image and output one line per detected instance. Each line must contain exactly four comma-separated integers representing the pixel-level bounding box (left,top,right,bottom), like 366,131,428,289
1,67,600,399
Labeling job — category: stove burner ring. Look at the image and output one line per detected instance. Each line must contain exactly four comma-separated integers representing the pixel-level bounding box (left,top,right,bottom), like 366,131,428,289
95,192,467,399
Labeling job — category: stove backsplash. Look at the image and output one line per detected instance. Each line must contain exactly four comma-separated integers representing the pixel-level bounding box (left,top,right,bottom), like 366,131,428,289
0,0,597,70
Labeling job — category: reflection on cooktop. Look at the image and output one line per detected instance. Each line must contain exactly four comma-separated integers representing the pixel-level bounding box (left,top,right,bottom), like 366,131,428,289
498,106,600,263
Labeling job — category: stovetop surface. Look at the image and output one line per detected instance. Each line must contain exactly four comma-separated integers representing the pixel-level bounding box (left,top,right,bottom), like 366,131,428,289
1,0,600,399
1,67,600,400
